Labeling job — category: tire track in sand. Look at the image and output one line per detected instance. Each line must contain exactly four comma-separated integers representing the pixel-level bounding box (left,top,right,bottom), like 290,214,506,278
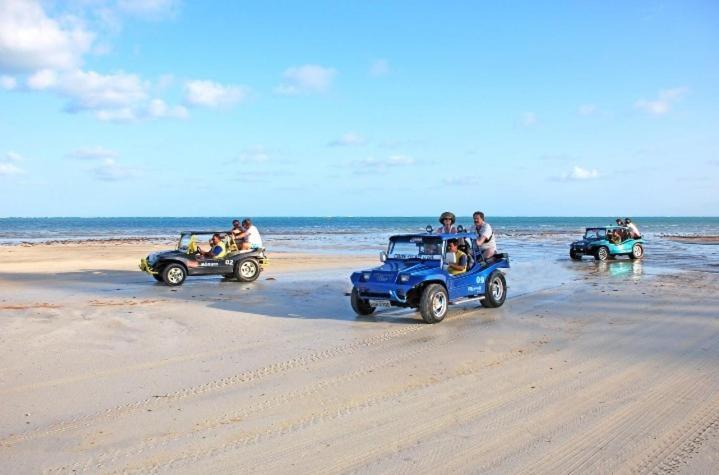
337,328,719,475
2,322,426,447
110,313,660,474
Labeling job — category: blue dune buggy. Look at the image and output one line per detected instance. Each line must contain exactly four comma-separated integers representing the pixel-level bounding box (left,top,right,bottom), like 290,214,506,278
350,230,510,323
570,226,645,261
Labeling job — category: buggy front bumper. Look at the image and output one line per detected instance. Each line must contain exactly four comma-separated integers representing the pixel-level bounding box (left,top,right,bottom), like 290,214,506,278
139,257,158,274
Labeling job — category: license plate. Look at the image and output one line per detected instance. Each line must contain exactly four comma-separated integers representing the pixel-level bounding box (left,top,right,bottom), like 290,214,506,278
369,299,392,308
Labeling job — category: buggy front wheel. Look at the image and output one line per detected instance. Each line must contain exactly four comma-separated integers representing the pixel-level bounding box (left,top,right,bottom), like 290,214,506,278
594,246,609,261
419,284,448,324
162,263,187,286
350,288,375,315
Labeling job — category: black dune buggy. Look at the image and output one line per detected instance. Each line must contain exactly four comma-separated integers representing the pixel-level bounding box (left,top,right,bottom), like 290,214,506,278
139,231,267,286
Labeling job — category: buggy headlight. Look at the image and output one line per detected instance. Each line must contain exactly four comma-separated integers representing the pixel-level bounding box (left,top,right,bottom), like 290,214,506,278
399,274,410,283
361,272,371,282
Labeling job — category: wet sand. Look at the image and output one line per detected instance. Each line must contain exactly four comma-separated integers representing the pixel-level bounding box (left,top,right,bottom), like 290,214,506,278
663,235,719,245
0,243,718,474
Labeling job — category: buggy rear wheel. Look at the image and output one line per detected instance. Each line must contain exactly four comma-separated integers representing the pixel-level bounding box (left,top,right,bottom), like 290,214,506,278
419,284,448,324
630,243,644,260
235,258,260,282
350,288,375,315
483,271,507,308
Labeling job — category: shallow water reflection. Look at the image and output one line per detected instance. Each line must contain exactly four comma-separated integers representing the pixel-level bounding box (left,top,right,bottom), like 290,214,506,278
595,260,644,279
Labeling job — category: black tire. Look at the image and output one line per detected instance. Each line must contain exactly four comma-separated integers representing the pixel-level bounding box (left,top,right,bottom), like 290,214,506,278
594,246,609,261
350,288,375,315
630,243,644,260
570,250,582,260
483,271,507,308
235,258,260,282
162,263,186,286
152,273,164,282
419,283,448,324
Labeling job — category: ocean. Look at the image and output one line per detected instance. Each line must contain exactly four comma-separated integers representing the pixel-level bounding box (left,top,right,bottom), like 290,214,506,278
1,216,718,272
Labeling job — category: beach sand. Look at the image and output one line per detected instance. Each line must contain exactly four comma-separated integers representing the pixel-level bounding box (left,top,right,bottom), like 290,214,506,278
0,243,718,474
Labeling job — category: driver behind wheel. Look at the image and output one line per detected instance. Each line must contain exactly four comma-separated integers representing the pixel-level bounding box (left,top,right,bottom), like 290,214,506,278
198,233,228,259
446,239,468,275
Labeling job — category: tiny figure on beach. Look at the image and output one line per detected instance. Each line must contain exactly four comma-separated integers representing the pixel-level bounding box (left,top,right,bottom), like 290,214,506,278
234,218,263,250
473,211,496,259
437,212,457,233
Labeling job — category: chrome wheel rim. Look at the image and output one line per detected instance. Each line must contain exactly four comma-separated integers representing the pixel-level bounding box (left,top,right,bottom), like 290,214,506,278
633,245,643,257
240,261,257,278
432,292,447,317
491,277,504,300
599,248,608,260
167,267,184,284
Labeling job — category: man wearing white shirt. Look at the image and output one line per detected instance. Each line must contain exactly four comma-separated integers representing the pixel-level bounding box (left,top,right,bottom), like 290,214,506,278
473,211,497,259
236,218,263,250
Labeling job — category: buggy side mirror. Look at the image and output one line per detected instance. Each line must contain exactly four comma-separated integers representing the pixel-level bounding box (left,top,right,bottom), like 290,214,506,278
379,251,387,262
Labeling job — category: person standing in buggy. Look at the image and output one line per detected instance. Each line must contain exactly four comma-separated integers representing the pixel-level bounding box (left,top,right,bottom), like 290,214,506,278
436,211,457,233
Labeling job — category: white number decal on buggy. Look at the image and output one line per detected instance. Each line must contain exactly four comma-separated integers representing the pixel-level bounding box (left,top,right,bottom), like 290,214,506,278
225,260,233,265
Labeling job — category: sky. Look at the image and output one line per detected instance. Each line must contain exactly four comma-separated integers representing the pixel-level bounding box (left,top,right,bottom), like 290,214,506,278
0,0,718,217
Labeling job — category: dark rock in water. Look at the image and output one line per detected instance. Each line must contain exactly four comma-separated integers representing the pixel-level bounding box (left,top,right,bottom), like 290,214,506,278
266,277,276,281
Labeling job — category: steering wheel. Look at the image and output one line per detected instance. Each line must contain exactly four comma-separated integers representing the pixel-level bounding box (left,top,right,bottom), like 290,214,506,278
187,235,198,255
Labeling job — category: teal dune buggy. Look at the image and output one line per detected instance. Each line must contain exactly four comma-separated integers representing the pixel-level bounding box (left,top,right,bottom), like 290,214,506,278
570,226,645,261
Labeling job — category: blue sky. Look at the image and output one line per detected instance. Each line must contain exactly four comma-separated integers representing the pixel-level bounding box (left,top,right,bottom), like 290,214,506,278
1,0,717,217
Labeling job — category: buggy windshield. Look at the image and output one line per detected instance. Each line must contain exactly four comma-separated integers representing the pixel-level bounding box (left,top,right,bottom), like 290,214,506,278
584,228,607,240
178,233,213,252
388,236,443,260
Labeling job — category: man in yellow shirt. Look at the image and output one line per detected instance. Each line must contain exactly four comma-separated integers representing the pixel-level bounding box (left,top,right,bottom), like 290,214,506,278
198,233,228,259
446,239,468,275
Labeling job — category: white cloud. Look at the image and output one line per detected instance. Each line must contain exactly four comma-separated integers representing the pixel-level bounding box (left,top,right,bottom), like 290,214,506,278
520,112,537,127
4,151,26,161
0,0,94,73
117,0,180,18
21,68,186,121
370,59,389,77
559,165,600,181
276,64,336,95
234,146,271,164
329,132,366,147
91,158,137,181
184,80,248,108
58,69,147,111
387,155,414,166
635,87,688,115
0,162,24,176
351,155,415,172
148,99,188,119
442,177,481,186
0,151,26,175
27,68,58,89
67,146,118,160
0,75,17,90
578,104,597,116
